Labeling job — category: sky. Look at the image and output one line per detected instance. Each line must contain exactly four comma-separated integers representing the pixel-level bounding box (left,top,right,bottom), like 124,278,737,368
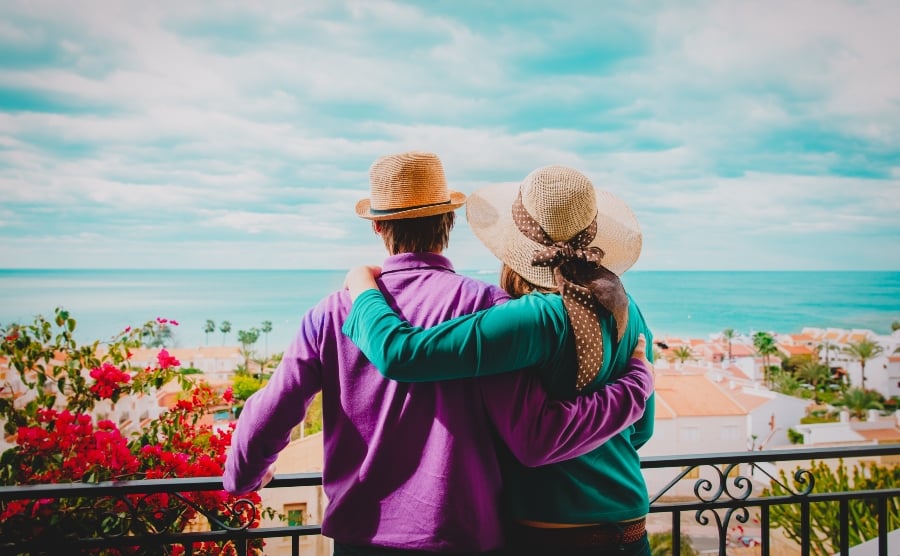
0,0,898,271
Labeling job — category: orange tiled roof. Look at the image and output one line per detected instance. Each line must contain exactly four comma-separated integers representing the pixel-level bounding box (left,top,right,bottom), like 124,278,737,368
715,386,772,412
790,333,817,343
779,344,815,356
654,375,747,417
723,365,752,381
856,428,900,442
730,344,756,357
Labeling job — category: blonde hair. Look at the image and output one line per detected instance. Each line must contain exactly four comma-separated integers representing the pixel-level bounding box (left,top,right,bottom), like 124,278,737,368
499,263,556,298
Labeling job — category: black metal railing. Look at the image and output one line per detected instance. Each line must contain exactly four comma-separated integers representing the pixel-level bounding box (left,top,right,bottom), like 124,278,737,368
1,444,898,555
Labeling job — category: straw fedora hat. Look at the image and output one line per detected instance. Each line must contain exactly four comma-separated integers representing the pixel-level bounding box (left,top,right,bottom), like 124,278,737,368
466,165,642,289
356,151,466,221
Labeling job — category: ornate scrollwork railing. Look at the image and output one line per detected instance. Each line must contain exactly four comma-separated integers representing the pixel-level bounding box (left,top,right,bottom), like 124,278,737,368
0,446,898,555
642,444,900,556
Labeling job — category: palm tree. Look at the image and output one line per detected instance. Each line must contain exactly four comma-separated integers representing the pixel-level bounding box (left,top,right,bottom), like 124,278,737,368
261,320,273,357
204,319,216,346
237,328,261,374
672,346,694,365
835,387,884,420
722,328,736,362
843,339,885,389
795,359,830,403
219,320,232,345
816,339,838,367
753,331,780,387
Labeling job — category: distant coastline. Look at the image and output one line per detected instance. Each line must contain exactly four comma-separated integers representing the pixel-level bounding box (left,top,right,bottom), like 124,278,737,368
1,269,898,349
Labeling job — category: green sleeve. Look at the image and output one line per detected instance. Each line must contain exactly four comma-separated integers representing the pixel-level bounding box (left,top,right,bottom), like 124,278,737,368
625,298,655,450
342,289,570,382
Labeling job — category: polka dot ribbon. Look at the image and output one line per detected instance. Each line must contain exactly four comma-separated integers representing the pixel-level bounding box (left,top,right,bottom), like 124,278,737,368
512,193,629,390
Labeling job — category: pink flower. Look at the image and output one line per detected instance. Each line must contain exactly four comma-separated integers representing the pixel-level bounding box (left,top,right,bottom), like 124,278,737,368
157,349,181,370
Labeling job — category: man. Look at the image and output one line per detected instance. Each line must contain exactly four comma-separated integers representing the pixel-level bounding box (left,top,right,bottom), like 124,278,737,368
223,151,653,554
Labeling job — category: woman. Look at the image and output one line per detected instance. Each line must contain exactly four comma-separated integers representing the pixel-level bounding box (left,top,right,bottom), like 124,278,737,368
343,165,655,555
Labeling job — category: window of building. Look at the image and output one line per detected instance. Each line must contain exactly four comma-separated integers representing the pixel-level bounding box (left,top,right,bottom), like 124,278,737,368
680,426,699,444
682,466,700,480
285,503,307,527
720,425,740,442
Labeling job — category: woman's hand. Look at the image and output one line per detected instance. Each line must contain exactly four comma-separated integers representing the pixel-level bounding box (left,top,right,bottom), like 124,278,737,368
631,334,650,366
344,265,382,301
630,333,655,388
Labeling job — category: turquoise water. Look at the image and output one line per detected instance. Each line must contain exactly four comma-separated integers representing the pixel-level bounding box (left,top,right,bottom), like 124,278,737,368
1,269,898,349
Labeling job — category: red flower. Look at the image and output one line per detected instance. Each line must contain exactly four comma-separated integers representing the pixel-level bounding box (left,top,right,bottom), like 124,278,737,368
89,362,132,400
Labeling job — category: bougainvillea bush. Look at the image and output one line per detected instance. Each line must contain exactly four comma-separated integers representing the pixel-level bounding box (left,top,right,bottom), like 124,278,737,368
0,309,272,555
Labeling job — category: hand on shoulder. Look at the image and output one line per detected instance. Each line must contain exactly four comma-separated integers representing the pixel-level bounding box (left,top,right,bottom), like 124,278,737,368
344,265,383,301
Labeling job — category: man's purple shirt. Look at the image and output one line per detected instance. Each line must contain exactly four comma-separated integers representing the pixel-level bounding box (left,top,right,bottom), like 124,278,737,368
223,253,652,552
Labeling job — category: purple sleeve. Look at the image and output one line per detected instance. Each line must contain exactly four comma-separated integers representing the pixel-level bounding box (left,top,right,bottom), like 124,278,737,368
223,310,323,495
480,358,653,467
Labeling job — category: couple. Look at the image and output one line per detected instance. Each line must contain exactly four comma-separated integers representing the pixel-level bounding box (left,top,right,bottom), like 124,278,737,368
223,151,655,555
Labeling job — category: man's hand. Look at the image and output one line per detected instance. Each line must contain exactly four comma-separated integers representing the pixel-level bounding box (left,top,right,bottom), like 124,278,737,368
344,265,382,301
260,463,276,490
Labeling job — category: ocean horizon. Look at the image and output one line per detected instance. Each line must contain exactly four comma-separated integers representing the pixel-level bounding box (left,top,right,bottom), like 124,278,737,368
1,269,899,352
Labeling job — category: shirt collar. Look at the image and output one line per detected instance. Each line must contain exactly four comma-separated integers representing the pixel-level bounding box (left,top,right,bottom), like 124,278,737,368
381,252,456,274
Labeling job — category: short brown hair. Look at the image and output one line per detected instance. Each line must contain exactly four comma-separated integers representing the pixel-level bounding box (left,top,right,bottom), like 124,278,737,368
377,212,455,254
499,263,556,298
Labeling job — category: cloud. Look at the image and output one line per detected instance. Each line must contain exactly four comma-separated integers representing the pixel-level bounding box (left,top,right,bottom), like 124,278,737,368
0,0,898,270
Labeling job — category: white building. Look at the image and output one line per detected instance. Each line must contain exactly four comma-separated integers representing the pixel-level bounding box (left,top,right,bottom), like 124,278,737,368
259,432,331,556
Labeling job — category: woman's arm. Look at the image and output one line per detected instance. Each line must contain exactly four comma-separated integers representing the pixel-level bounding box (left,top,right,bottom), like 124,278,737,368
342,288,569,382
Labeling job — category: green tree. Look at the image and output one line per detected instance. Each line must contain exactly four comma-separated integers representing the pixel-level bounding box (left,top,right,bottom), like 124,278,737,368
672,345,694,365
843,339,884,389
261,320,273,357
722,328,736,362
796,360,831,403
753,331,779,387
765,459,900,554
139,319,174,348
232,374,264,402
219,320,232,345
204,319,216,345
817,339,838,367
237,328,261,372
834,387,884,420
771,370,804,397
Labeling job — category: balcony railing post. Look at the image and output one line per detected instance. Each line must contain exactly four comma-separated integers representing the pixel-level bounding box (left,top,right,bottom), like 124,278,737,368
800,501,811,556
839,499,849,555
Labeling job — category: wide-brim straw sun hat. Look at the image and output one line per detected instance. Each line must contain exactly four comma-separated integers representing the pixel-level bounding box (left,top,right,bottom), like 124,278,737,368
466,165,642,289
356,151,467,220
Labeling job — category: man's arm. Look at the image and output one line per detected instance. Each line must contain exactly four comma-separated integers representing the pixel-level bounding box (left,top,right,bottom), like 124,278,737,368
482,339,654,467
223,313,323,495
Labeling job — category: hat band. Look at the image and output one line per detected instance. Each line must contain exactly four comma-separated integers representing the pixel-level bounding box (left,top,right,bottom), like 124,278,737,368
369,199,452,216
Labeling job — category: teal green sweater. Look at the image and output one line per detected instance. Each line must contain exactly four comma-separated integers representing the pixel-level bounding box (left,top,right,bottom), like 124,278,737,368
344,290,655,523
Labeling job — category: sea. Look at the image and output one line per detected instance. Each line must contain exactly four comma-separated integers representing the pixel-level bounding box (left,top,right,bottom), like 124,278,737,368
1,269,898,350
